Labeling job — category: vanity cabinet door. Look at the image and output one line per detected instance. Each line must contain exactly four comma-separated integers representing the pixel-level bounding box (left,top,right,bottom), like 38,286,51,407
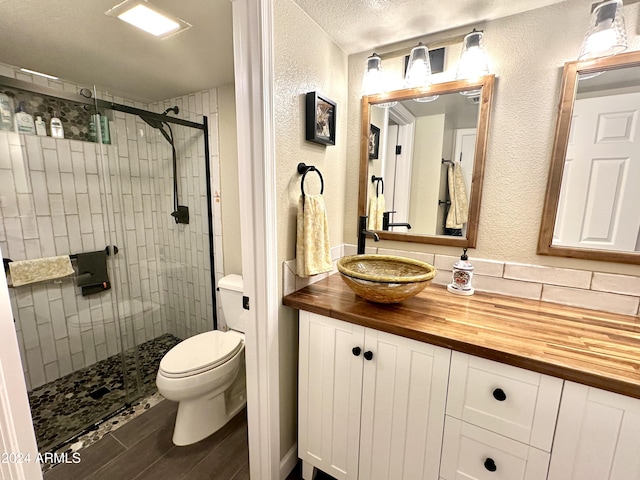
447,351,562,451
298,311,365,480
358,329,451,480
440,417,550,480
548,381,640,480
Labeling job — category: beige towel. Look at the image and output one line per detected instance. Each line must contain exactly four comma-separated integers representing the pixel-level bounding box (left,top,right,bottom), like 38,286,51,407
446,161,469,229
367,194,385,230
8,256,74,287
296,194,332,277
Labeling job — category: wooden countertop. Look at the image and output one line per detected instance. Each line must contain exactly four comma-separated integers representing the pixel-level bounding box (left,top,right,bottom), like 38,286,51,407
283,274,640,399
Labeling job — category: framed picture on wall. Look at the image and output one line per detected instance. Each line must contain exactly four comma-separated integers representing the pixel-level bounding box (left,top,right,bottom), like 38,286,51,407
369,124,380,160
305,92,336,146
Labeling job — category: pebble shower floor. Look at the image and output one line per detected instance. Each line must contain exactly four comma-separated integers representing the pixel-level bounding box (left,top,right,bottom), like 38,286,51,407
28,333,181,453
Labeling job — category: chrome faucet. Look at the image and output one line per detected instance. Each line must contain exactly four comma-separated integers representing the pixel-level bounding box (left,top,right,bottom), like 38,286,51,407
357,215,380,254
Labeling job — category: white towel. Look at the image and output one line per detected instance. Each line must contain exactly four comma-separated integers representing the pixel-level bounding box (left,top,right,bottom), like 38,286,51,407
296,194,332,277
367,194,385,230
446,161,469,229
8,256,74,287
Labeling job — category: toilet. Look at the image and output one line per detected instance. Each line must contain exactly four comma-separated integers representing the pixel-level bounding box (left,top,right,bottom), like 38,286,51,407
156,274,246,446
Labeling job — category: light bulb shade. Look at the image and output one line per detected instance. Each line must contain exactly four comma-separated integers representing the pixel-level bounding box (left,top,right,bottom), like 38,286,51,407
362,53,385,96
455,30,490,82
578,0,627,60
405,43,433,89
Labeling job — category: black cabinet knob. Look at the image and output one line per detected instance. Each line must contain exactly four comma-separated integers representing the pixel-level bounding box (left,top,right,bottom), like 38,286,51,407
352,347,362,356
492,388,507,401
484,458,497,472
363,351,373,361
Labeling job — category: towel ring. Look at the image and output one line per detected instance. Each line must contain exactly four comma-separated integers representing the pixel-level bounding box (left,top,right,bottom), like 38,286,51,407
371,175,384,197
298,162,324,197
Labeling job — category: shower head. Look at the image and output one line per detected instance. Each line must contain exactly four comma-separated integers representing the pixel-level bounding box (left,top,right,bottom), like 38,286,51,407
163,106,179,116
140,115,163,130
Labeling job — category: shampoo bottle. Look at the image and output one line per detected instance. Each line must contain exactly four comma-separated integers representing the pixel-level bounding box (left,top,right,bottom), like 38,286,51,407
14,102,36,134
447,248,474,295
0,93,15,132
100,114,110,144
35,116,47,136
50,111,64,138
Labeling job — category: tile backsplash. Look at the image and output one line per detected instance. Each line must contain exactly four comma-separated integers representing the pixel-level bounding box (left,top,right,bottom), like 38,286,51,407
283,245,640,318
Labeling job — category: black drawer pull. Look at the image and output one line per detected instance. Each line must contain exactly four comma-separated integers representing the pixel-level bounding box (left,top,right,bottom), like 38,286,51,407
352,347,361,357
363,351,373,361
484,458,497,472
492,388,507,401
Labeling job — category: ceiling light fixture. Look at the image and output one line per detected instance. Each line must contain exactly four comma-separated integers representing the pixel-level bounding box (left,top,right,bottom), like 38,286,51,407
404,43,439,103
105,0,191,39
19,68,59,80
578,0,627,60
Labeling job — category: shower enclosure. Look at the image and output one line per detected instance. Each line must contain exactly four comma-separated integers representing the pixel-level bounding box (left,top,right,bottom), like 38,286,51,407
0,66,218,453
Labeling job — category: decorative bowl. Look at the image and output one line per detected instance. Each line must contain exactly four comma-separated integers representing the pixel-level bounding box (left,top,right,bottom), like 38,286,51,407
337,254,437,303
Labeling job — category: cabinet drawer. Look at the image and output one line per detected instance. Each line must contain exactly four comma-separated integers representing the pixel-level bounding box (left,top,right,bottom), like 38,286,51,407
447,351,562,451
440,417,550,480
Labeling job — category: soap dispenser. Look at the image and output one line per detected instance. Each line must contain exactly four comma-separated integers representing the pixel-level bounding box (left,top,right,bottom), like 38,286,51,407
447,248,474,295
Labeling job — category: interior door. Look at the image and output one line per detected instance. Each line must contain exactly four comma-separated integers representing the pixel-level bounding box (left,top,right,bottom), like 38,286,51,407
554,92,640,251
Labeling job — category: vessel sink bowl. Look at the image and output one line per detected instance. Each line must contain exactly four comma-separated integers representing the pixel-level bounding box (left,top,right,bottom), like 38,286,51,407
337,254,437,304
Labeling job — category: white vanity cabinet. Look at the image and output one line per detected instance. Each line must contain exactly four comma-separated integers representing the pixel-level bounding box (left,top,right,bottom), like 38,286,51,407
440,352,563,480
547,381,640,480
298,311,451,480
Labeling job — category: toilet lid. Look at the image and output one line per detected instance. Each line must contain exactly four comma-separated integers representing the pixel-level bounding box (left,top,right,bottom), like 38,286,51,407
160,331,243,377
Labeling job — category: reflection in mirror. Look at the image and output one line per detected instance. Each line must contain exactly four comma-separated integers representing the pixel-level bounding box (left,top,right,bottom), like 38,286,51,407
358,75,494,247
538,51,640,264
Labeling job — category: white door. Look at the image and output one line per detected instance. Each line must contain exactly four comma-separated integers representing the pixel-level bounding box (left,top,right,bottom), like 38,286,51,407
298,311,365,480
358,329,450,480
548,382,640,480
554,92,640,251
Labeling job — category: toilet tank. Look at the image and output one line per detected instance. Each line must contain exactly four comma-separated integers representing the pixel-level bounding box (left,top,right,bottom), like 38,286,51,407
218,274,246,333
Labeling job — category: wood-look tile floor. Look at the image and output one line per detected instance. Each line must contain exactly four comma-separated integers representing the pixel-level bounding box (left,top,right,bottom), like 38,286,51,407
42,398,334,480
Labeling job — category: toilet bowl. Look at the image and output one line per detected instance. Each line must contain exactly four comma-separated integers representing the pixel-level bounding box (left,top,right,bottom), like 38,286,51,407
156,274,246,446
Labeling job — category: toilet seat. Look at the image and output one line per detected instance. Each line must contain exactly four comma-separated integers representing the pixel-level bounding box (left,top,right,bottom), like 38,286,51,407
159,331,243,378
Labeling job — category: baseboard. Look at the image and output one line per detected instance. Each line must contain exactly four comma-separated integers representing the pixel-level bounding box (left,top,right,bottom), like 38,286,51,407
280,442,298,480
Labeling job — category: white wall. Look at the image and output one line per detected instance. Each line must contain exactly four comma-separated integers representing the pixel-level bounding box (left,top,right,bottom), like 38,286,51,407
274,0,349,456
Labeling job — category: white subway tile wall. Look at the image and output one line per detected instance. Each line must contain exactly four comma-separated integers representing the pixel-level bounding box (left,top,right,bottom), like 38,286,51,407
0,63,223,390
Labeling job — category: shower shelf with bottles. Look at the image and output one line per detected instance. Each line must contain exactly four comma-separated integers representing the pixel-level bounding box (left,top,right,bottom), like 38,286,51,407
0,74,205,145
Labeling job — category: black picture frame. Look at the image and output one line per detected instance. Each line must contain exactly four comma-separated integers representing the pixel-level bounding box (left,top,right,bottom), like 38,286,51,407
369,124,380,160
305,92,336,146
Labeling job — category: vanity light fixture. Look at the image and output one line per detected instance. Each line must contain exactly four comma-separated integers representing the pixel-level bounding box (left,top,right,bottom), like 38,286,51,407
105,0,192,39
362,53,397,108
455,29,490,96
404,43,439,103
578,0,627,60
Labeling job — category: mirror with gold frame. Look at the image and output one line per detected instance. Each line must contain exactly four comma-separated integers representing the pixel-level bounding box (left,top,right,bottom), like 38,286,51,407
358,75,494,247
538,51,640,265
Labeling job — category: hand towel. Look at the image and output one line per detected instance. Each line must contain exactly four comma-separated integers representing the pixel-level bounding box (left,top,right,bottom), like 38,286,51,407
367,194,385,230
76,251,111,296
8,256,74,287
446,161,469,229
296,194,332,277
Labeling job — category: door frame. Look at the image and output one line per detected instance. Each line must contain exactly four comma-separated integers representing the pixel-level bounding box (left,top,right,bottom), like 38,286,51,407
231,0,282,478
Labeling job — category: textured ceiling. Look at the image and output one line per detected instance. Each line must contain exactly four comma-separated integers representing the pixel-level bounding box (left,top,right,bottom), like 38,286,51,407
0,0,566,102
0,0,234,102
293,0,567,54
